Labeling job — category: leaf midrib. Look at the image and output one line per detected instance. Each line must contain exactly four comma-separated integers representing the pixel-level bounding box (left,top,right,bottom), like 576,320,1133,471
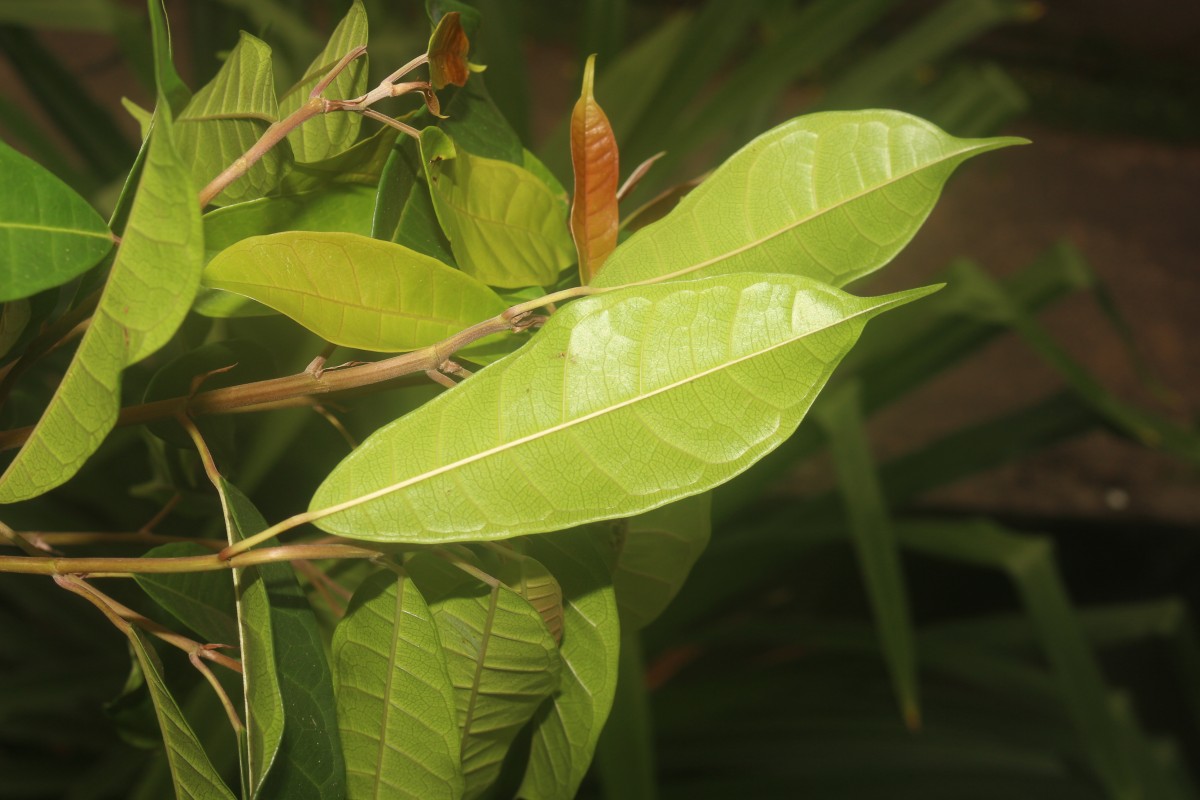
313,288,911,529
0,221,111,239
206,277,494,330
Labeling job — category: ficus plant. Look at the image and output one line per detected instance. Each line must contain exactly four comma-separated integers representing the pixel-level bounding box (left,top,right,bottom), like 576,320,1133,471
0,2,1026,798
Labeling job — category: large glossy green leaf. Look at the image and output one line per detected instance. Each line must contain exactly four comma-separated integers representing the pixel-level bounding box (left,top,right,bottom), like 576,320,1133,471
0,140,113,301
814,381,919,729
408,552,561,799
258,558,347,800
220,480,286,798
420,127,573,288
614,493,711,630
278,0,368,163
0,84,203,502
202,232,508,352
309,274,936,542
333,568,463,800
130,627,238,800
591,110,1023,290
440,77,523,164
178,32,288,207
280,126,398,194
135,542,238,645
518,529,620,800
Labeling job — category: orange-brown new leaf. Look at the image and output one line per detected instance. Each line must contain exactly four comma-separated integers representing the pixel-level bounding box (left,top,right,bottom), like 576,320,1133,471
570,54,620,285
428,12,470,90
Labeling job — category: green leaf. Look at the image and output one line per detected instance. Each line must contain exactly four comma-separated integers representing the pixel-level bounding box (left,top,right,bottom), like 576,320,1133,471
129,627,238,800
614,493,711,630
196,184,377,317
591,110,1024,290
178,32,289,206
814,381,919,730
371,135,456,266
0,140,113,301
333,568,463,800
518,528,620,800
258,557,346,799
202,231,508,352
0,82,203,503
420,127,574,288
522,149,568,207
278,0,368,163
309,274,936,543
135,542,238,645
407,552,561,799
220,480,286,798
476,547,564,643
147,0,190,115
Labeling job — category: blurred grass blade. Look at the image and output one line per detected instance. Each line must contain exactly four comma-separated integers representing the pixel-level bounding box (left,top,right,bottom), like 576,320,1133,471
815,382,919,729
896,519,1143,798
471,0,531,143
645,0,897,199
907,61,1029,137
594,630,657,800
0,25,135,181
818,0,1041,110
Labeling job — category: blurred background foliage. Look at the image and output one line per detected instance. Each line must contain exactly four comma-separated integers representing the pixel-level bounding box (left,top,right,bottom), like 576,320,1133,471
1,0,1198,797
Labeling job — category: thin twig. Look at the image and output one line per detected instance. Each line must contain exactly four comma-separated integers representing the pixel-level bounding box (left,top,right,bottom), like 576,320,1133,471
0,542,384,575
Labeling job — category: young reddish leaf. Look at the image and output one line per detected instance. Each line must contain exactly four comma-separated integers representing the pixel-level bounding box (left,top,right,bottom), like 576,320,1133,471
427,11,470,90
570,54,620,285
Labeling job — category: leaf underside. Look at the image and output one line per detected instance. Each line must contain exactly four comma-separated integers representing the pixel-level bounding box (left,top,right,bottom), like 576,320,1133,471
310,274,936,543
592,110,1024,289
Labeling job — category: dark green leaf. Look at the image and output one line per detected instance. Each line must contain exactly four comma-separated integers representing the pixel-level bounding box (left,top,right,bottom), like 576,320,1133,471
0,140,113,301
371,136,456,265
614,493,711,630
258,559,346,799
